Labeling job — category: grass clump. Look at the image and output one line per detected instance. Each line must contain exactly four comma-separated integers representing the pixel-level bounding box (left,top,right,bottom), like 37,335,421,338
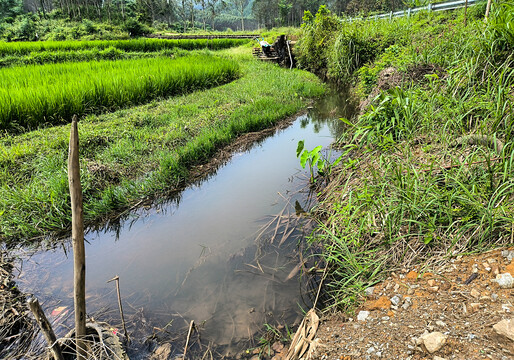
297,3,514,311
0,47,325,244
0,54,240,133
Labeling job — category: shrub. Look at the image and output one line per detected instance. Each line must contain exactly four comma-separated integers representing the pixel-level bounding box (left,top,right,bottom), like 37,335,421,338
296,6,340,78
123,19,148,38
81,19,97,35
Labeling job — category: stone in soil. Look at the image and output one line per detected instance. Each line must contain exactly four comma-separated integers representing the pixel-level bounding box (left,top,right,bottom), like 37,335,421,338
493,273,514,288
421,331,447,353
493,318,514,342
357,311,370,321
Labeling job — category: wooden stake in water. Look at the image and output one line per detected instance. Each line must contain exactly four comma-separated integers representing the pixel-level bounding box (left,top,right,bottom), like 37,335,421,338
68,115,87,360
27,297,64,360
107,275,130,343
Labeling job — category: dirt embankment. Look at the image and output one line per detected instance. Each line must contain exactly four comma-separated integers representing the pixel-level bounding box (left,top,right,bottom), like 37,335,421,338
294,64,514,360
313,247,514,360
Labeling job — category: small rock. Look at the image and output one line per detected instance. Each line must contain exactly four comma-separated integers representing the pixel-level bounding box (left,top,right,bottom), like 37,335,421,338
428,286,439,293
390,295,402,306
421,332,447,353
402,298,412,310
271,342,284,352
470,288,480,298
469,303,481,313
493,318,514,341
367,346,375,354
501,250,514,261
493,273,514,289
357,311,370,321
365,286,375,297
427,279,436,287
467,333,477,340
492,293,499,301
435,320,446,327
433,356,447,360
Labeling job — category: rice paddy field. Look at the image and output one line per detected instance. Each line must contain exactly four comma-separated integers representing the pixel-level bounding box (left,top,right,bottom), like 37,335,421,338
0,55,240,132
0,38,249,56
0,42,325,243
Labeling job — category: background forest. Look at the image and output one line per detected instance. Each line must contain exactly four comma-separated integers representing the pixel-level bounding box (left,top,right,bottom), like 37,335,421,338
0,0,427,40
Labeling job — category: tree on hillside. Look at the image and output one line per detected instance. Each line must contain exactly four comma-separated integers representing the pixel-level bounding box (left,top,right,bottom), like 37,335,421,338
252,0,324,28
0,0,23,20
206,0,225,29
229,0,250,30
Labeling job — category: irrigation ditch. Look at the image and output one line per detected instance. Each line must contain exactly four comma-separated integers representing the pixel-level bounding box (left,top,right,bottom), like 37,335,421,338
1,87,356,359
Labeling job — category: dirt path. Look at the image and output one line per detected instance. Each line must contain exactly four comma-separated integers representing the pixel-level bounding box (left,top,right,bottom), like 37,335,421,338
310,248,514,360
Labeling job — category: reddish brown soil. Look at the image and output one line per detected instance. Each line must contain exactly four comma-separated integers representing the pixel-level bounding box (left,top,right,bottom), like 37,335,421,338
311,247,514,360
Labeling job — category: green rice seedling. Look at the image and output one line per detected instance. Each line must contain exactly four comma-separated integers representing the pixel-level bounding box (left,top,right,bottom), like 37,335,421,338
0,55,240,132
0,38,250,57
0,47,170,68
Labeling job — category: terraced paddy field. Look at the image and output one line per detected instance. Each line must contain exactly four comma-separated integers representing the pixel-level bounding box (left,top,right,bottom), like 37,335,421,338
0,46,325,244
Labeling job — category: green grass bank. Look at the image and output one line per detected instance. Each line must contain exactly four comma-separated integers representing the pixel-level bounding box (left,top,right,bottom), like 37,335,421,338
0,48,325,244
295,3,514,310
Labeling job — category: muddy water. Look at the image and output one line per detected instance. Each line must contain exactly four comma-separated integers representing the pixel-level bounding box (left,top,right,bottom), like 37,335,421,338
16,89,354,357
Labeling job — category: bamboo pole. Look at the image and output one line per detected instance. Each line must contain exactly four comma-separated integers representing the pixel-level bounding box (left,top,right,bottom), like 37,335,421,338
485,0,493,21
464,0,468,26
107,275,130,343
68,115,87,360
27,297,65,360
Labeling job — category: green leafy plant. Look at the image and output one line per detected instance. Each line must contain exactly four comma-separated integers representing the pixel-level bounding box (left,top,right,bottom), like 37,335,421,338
296,140,344,183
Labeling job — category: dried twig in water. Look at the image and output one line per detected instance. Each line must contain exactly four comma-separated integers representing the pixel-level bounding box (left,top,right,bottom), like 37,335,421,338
184,320,195,359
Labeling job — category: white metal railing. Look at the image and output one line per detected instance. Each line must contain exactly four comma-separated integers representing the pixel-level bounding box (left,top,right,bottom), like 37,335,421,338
345,0,480,22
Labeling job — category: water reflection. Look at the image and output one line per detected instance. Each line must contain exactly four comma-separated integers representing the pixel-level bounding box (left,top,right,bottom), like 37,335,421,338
301,86,356,137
